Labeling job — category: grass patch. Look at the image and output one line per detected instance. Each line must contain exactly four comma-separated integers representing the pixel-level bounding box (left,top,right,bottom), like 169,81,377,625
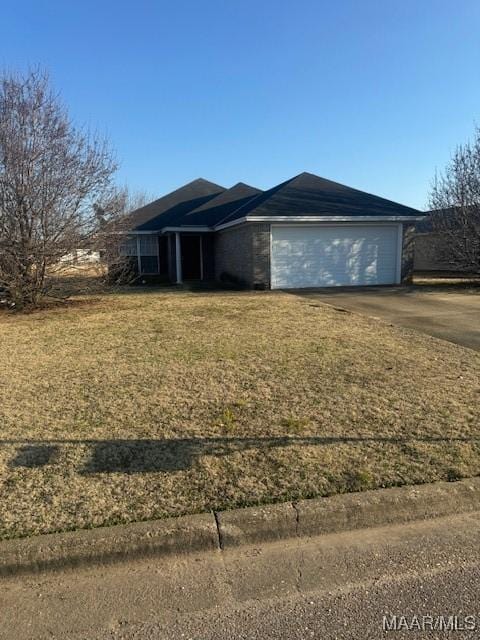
280,417,310,433
0,285,479,539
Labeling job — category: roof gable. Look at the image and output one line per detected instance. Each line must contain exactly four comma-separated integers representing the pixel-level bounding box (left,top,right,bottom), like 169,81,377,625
127,179,226,231
182,182,262,227
218,172,422,224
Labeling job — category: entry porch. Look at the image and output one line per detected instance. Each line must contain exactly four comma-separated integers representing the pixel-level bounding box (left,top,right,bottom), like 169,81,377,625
125,231,214,284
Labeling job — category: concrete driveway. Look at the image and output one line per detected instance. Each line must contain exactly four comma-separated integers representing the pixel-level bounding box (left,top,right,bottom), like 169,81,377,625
295,286,480,351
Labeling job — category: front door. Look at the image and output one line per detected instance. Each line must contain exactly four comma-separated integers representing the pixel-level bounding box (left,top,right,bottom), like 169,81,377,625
181,235,202,280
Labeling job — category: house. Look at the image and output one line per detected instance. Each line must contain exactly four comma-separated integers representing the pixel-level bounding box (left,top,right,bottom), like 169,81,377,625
59,249,101,265
119,172,424,289
414,209,477,272
414,214,452,271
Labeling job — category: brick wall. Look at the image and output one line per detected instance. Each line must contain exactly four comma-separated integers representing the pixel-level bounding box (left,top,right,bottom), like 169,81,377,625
252,224,270,288
401,223,416,283
214,223,271,288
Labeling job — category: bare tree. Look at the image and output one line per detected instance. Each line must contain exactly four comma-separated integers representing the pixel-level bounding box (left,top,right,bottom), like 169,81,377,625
0,69,117,308
429,127,480,273
93,186,152,284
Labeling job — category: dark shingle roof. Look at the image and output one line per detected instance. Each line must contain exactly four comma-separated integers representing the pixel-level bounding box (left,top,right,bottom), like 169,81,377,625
217,172,422,225
126,179,226,231
181,182,262,227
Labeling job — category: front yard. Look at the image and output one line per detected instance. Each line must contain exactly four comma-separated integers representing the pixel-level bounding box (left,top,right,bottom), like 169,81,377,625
0,286,479,539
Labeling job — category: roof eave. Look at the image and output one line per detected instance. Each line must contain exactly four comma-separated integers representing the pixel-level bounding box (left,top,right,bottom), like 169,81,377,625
214,214,425,231
161,226,213,232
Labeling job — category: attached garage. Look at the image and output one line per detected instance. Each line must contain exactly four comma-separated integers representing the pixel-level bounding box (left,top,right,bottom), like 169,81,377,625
271,224,402,289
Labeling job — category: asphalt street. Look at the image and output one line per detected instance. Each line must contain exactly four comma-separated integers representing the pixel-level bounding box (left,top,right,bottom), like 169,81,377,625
115,563,480,639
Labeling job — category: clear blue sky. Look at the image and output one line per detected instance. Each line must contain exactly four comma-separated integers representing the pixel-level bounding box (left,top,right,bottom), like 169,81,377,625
1,0,479,210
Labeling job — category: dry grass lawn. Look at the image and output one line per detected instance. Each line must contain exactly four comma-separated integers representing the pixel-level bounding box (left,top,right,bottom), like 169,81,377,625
0,284,479,539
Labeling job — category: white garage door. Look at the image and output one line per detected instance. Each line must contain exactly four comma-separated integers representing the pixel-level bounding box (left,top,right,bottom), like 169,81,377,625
271,225,400,289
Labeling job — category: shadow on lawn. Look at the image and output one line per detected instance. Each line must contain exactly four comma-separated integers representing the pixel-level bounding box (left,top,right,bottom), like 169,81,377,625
10,444,60,468
5,435,480,474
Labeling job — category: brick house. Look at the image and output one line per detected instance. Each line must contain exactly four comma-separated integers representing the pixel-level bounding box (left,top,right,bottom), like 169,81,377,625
119,172,423,289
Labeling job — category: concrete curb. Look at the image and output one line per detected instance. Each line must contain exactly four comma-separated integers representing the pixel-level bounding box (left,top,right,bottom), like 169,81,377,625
2,478,480,576
0,512,218,576
217,478,480,546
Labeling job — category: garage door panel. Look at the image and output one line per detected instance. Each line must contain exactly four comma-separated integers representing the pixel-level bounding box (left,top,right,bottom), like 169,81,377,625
271,225,399,289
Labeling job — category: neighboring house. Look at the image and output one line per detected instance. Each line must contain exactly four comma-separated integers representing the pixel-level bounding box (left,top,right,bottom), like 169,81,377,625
414,210,473,272
118,172,424,289
59,249,101,265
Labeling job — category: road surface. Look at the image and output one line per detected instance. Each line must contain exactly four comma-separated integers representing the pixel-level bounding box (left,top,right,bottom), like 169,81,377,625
2,511,480,639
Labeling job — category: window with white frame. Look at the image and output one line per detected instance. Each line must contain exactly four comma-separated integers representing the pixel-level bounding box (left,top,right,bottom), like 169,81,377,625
119,234,160,273
119,236,137,256
139,235,159,273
